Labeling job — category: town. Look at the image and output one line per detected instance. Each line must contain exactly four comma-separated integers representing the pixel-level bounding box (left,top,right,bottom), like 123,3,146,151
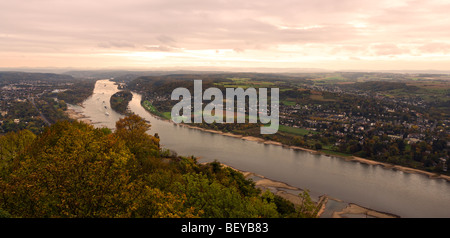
125,72,449,174
1,71,449,173
0,72,93,134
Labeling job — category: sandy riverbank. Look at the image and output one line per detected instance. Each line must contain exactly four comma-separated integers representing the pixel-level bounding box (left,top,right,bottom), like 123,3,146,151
177,123,319,152
65,108,93,124
176,122,450,182
347,156,450,182
223,164,398,218
142,110,450,217
331,203,399,218
181,122,450,182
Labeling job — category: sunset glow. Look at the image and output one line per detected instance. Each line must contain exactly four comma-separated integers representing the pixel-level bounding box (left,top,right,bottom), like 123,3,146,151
1,0,450,71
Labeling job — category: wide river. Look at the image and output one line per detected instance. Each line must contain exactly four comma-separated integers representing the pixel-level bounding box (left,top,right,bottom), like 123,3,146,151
69,79,450,218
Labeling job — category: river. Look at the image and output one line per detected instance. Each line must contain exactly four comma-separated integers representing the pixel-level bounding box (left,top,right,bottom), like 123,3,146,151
69,79,450,218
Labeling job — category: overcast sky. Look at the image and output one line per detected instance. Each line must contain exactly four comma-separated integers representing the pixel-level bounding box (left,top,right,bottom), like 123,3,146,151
1,0,450,71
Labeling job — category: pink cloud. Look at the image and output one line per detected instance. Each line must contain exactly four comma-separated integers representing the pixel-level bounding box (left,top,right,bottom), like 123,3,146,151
1,0,450,69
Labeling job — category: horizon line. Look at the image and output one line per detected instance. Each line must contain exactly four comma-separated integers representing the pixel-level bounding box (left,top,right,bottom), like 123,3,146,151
2,66,450,75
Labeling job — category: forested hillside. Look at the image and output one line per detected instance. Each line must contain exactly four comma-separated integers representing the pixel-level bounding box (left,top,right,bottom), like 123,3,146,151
0,72,74,83
56,80,96,105
0,114,319,218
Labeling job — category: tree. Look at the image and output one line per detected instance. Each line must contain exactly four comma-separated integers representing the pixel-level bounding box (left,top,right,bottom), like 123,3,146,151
115,114,160,164
174,173,278,218
296,190,322,218
0,120,198,218
314,143,322,150
0,129,36,172
0,121,134,217
0,115,306,218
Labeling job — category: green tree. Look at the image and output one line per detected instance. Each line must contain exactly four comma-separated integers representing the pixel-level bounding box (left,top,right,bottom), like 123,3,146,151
0,120,200,218
175,173,278,218
0,121,135,217
0,129,36,173
296,190,322,218
314,143,322,150
0,115,307,218
115,114,160,165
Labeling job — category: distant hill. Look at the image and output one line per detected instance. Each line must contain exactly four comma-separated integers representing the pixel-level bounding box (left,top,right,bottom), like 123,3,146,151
127,72,311,93
63,70,229,82
0,71,74,83
339,81,420,92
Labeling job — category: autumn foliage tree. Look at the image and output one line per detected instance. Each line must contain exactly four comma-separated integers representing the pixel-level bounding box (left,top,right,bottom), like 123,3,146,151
115,114,160,160
0,114,319,218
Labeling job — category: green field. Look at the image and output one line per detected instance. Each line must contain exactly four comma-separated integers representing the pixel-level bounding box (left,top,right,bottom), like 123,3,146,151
278,125,318,136
142,100,171,120
281,100,296,106
142,100,158,113
162,112,172,120
309,94,337,102
214,77,276,89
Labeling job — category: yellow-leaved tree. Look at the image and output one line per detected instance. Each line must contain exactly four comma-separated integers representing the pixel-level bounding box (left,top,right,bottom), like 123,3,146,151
0,119,198,218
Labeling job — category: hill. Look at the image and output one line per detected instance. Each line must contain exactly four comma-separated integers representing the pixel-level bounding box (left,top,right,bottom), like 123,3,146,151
0,115,320,218
0,71,74,83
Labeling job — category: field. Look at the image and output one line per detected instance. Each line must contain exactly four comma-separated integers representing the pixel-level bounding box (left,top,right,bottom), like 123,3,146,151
281,100,296,106
378,80,450,105
162,112,172,120
214,77,276,89
142,100,158,114
142,100,171,120
408,81,450,89
278,125,318,136
310,94,337,102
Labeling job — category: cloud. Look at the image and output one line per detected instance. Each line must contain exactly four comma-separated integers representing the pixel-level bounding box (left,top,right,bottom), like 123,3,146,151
371,44,411,56
419,42,450,54
1,0,450,70
97,40,136,49
144,45,176,52
156,35,176,45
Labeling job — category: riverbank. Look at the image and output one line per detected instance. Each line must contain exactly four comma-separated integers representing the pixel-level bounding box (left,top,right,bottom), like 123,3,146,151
347,156,450,182
222,163,399,218
166,120,450,183
65,107,93,124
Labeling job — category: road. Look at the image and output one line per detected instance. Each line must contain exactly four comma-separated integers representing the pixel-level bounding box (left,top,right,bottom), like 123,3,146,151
28,96,51,126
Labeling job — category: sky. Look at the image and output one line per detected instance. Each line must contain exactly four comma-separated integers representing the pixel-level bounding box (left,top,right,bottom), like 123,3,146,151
1,0,450,72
